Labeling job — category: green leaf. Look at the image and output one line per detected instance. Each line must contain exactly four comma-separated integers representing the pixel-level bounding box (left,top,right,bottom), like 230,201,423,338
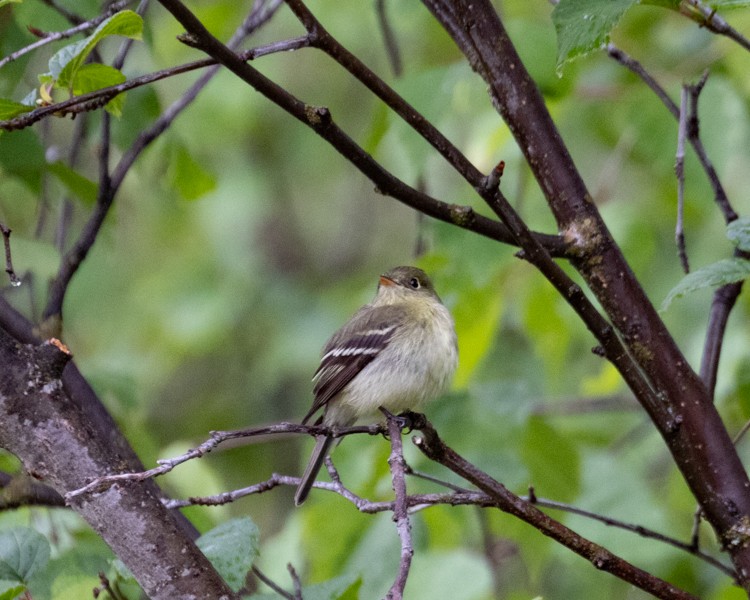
252,574,361,600
661,258,750,310
0,0,22,7
70,63,127,116
0,527,50,583
641,0,681,7
521,417,581,502
47,161,98,205
727,217,750,252
0,98,33,120
706,0,750,8
50,10,142,89
452,279,503,389
71,63,126,96
197,517,259,592
552,0,636,72
50,575,105,600
100,560,142,600
170,143,217,201
302,574,361,600
0,582,26,600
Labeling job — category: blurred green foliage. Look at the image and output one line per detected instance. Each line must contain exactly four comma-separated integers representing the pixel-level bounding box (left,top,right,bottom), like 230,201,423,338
2,0,750,598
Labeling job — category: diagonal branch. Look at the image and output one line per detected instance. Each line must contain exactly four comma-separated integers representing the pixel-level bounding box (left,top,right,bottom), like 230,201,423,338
0,327,235,599
151,0,567,256
421,0,750,586
412,418,699,600
605,46,745,403
40,0,284,325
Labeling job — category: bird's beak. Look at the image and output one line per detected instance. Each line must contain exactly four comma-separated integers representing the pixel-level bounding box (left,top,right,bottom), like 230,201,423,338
379,275,395,287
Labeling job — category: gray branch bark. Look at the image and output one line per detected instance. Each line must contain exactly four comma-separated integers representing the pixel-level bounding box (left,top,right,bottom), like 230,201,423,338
0,327,235,599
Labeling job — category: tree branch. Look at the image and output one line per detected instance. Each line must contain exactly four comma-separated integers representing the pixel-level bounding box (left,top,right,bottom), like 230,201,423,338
0,223,20,288
0,0,133,70
0,327,235,599
151,0,567,257
412,418,699,600
421,0,750,586
675,86,689,273
605,46,744,403
383,413,414,600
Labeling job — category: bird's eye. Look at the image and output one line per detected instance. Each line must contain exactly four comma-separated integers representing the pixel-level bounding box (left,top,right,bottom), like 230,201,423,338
409,277,421,289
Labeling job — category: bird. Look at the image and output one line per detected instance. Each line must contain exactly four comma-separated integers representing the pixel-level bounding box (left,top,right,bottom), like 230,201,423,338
294,265,458,506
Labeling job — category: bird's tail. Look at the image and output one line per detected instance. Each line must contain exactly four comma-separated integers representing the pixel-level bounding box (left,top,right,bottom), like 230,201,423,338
294,434,334,506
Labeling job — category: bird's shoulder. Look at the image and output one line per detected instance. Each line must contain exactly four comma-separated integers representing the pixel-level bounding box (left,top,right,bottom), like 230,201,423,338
321,303,410,355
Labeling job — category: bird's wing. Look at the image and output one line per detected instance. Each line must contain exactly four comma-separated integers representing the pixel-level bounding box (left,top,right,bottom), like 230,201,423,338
302,304,407,424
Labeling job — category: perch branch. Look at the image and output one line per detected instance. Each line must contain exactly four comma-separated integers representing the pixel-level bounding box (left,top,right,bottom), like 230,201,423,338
384,412,414,600
412,418,699,600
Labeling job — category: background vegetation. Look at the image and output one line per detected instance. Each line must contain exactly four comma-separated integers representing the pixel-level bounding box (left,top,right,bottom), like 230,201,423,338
2,0,750,598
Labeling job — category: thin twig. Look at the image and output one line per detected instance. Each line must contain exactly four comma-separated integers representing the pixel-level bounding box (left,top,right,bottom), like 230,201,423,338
606,45,736,223
700,278,744,399
251,565,295,600
529,492,734,580
0,0,132,70
0,38,309,133
42,110,114,326
41,0,285,324
680,0,750,52
607,43,744,408
287,563,303,600
148,418,733,581
65,421,384,500
0,223,21,287
384,412,414,600
375,0,402,77
675,85,689,273
412,418,700,600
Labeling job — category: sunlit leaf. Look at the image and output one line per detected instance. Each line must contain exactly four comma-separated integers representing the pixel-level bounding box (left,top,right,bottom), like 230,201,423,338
661,258,750,310
50,10,142,88
452,279,503,389
170,143,217,201
71,63,126,96
71,63,127,116
0,582,27,600
552,0,636,72
521,417,581,502
0,0,22,6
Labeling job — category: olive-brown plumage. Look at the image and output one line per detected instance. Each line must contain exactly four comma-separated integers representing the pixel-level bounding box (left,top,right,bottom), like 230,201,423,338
295,266,457,505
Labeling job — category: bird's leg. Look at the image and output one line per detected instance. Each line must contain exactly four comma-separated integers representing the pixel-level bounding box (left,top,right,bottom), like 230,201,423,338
378,408,426,434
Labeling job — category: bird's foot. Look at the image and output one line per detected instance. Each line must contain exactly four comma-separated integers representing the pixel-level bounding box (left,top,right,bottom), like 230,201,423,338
379,408,426,434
